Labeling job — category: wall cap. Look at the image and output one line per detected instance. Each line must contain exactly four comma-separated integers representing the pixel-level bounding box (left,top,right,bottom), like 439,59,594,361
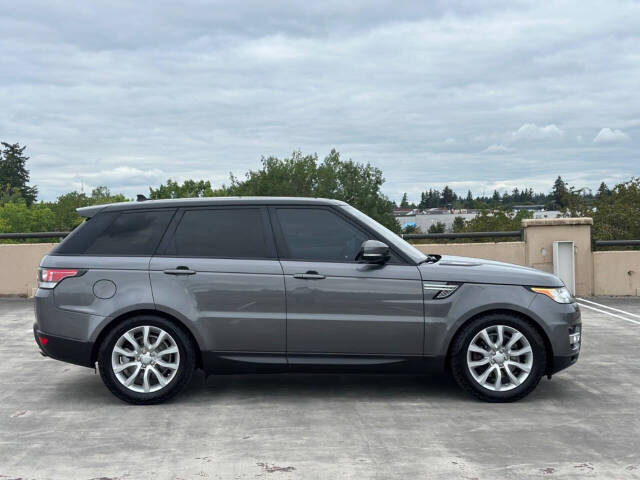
522,217,593,227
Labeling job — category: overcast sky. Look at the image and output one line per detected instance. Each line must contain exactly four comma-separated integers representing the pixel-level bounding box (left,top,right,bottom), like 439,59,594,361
1,1,639,202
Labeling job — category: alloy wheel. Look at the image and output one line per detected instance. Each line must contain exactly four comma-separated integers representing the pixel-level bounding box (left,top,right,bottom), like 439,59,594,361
111,325,180,393
466,324,533,392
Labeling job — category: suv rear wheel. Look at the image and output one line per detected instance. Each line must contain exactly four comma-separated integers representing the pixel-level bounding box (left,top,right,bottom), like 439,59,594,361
98,315,196,404
450,313,547,402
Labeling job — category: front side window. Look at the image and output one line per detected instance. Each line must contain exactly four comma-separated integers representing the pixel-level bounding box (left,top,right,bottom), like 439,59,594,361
276,208,367,262
171,208,271,258
85,210,174,255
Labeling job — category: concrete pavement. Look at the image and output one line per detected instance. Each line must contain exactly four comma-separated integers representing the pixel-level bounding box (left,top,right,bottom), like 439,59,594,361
1,297,639,479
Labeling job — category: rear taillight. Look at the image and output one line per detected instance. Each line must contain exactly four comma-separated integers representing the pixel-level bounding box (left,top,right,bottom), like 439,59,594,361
38,268,83,289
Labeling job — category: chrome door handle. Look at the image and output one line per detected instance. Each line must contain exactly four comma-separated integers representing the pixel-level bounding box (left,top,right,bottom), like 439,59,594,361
293,271,326,280
163,267,196,275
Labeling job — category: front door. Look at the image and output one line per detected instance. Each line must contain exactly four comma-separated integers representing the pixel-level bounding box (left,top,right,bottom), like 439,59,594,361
270,206,424,361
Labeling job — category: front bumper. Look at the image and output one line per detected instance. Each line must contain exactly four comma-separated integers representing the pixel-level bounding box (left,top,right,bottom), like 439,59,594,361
529,296,582,375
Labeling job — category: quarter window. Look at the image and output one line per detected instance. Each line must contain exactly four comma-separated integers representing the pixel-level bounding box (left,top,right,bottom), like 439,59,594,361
84,210,174,255
276,208,367,262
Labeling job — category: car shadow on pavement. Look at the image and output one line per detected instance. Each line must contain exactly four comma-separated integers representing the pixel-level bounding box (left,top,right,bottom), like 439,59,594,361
44,368,573,405
179,370,471,403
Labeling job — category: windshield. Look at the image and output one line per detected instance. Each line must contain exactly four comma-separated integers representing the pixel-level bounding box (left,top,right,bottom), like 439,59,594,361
340,205,427,264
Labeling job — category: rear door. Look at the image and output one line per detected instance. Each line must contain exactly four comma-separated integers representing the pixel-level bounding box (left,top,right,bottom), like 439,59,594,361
149,206,286,360
271,206,424,360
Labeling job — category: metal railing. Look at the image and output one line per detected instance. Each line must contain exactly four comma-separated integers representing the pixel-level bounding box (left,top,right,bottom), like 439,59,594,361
1,231,638,247
401,230,522,240
594,239,640,247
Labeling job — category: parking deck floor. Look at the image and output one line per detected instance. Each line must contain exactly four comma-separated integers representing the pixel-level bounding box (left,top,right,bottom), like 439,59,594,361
1,297,639,479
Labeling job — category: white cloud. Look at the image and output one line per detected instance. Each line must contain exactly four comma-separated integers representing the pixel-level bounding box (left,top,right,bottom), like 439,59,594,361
511,123,564,141
593,127,630,144
483,144,515,154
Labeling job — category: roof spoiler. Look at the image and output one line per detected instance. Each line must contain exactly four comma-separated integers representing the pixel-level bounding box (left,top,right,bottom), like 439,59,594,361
76,204,107,218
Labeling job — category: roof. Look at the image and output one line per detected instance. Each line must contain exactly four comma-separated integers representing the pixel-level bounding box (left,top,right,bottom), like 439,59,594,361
76,196,348,217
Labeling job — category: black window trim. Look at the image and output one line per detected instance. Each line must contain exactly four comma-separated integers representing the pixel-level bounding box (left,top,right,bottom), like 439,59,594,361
268,205,411,265
154,205,277,260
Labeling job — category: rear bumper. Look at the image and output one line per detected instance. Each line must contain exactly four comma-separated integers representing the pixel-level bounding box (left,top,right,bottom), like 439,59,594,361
34,326,94,368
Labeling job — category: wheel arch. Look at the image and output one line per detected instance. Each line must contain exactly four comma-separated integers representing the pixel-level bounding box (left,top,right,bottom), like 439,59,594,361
444,308,554,375
90,309,203,369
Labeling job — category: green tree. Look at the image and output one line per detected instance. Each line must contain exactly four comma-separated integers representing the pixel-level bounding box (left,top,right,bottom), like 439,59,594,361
0,201,56,242
567,177,640,241
428,221,446,234
464,190,474,209
228,149,400,232
149,179,215,199
452,215,466,232
597,182,610,199
45,187,128,231
462,208,533,234
0,142,38,205
552,176,569,209
442,185,455,206
399,193,409,208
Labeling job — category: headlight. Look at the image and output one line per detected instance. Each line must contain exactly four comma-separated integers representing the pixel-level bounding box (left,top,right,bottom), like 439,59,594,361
530,286,574,304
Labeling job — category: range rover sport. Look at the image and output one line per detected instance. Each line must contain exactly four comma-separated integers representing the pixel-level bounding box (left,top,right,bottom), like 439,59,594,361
33,197,581,404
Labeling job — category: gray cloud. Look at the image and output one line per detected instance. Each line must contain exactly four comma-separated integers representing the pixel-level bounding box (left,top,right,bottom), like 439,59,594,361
1,0,639,202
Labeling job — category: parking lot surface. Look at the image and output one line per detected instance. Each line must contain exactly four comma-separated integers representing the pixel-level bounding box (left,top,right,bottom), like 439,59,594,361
1,297,639,480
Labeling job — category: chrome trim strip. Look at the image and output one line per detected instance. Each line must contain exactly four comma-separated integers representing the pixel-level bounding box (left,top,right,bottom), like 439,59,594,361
423,284,455,290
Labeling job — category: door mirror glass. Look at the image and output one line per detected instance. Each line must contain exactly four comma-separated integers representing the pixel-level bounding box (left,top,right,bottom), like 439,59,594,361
357,240,390,264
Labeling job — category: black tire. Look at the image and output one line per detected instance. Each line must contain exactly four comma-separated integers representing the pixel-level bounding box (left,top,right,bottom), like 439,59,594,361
98,315,196,405
450,313,547,402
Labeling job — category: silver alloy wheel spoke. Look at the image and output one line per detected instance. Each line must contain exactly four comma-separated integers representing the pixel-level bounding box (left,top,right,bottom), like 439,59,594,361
496,325,504,349
113,346,135,357
123,332,140,352
480,330,494,350
155,359,179,370
143,326,151,349
156,346,179,356
505,332,523,351
509,346,532,356
466,325,533,392
494,365,502,391
150,331,167,350
114,361,137,373
468,344,490,355
111,325,180,394
504,364,521,386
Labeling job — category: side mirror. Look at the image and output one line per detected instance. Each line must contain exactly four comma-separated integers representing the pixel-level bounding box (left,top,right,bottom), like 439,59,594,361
357,240,390,264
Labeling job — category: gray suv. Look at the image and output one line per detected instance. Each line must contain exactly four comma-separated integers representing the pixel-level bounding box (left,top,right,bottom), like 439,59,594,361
34,197,581,404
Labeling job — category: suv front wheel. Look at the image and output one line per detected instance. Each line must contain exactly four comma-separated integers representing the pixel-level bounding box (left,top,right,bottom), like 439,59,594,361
98,315,196,404
450,313,547,402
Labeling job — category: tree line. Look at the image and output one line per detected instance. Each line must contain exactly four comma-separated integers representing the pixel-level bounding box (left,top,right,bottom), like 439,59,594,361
0,145,398,237
1,141,638,243
398,175,611,211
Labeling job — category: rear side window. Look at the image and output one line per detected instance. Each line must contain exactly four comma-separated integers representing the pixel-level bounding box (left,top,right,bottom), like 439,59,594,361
168,208,272,258
54,210,174,255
